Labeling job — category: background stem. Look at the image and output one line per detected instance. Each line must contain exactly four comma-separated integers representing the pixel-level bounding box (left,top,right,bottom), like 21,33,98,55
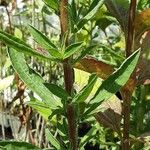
122,0,137,149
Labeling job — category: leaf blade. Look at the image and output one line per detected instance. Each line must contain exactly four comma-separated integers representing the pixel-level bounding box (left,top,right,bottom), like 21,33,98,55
0,30,52,61
77,0,104,30
28,25,62,59
63,42,83,59
73,74,97,103
84,50,140,116
8,48,61,109
45,128,66,150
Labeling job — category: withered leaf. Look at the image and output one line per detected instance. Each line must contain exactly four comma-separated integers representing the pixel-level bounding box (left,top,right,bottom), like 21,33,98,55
95,96,122,132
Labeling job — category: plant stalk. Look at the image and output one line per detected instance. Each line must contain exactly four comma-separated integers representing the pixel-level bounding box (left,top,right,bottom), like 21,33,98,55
59,1,78,150
122,0,137,149
126,0,137,57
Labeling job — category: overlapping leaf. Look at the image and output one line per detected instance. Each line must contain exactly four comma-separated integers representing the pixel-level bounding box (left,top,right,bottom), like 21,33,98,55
74,57,114,80
0,31,52,61
43,0,59,11
95,96,122,132
73,74,97,103
84,50,140,116
45,129,66,150
0,141,40,150
134,9,150,85
27,99,51,120
28,25,62,59
8,48,62,109
77,0,104,31
63,42,83,59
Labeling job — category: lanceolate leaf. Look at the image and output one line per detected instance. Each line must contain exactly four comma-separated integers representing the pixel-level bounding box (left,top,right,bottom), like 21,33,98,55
8,48,62,109
44,83,69,100
28,25,57,49
27,99,51,120
63,42,83,59
85,50,140,115
28,25,62,59
73,45,97,64
77,0,104,31
45,129,66,150
0,31,51,61
73,74,97,103
0,141,40,150
99,44,125,61
43,0,59,11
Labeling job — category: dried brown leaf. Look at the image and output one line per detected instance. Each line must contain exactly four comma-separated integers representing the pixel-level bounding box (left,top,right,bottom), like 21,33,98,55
74,57,114,79
95,96,122,132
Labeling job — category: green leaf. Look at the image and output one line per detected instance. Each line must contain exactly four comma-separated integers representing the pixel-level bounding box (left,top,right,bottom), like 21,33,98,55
77,0,104,30
45,128,66,150
99,44,125,61
0,75,14,93
84,50,140,115
73,74,97,103
8,48,62,109
44,83,70,100
79,126,97,148
68,0,78,32
28,25,57,49
28,25,62,59
0,30,52,61
73,45,97,64
43,0,59,11
0,141,40,150
27,99,51,120
63,42,83,59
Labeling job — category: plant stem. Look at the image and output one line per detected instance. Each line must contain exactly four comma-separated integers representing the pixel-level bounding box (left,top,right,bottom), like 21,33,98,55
122,0,137,149
126,0,137,57
59,1,77,149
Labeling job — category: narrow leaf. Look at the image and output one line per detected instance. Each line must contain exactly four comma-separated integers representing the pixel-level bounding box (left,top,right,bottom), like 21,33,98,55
85,50,140,115
73,74,97,103
45,129,66,150
77,0,104,30
64,42,83,59
27,99,51,120
44,83,69,100
8,48,62,109
79,126,97,148
73,45,97,64
99,44,125,61
0,31,52,61
0,141,40,150
28,25,62,59
43,0,59,11
28,25,57,49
